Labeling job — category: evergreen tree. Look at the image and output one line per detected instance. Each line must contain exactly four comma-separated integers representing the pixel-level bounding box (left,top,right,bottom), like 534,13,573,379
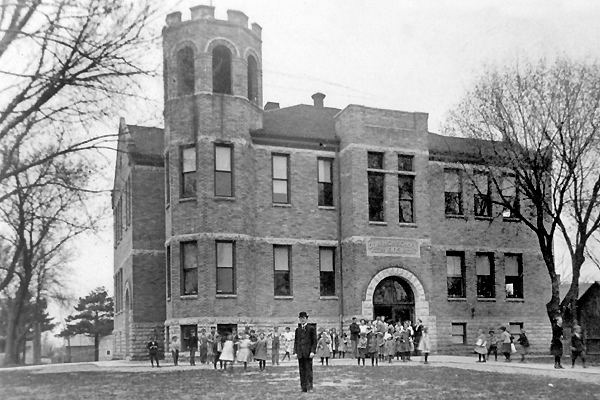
60,287,113,361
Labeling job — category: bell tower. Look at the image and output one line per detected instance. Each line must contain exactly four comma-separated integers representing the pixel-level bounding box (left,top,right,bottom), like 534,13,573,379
162,6,263,333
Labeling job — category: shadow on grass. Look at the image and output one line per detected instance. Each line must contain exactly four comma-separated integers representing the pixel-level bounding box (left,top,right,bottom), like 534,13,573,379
0,365,599,399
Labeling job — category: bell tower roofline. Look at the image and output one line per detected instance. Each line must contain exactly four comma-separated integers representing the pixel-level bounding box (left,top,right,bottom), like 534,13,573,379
165,7,260,39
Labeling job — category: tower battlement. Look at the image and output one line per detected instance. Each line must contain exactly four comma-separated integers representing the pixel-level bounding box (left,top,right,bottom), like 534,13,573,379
165,6,262,37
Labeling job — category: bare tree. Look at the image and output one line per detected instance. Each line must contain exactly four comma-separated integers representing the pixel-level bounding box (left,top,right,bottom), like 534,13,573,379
0,0,161,204
444,58,600,328
0,155,94,365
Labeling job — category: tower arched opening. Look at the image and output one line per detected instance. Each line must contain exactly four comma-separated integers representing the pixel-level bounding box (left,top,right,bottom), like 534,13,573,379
213,45,232,94
247,55,259,103
177,47,195,95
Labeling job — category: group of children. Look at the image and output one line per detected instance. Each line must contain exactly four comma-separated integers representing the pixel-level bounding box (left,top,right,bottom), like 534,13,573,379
475,327,530,363
352,326,432,366
164,320,432,372
314,319,432,367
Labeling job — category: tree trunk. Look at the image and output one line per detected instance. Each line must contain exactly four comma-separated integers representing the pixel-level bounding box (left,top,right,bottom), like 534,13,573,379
33,322,41,364
21,337,26,364
561,247,585,327
3,281,30,365
94,334,100,362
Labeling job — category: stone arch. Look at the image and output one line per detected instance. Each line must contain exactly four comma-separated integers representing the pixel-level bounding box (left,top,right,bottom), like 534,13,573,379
171,40,199,59
362,267,429,321
205,37,240,58
244,48,262,69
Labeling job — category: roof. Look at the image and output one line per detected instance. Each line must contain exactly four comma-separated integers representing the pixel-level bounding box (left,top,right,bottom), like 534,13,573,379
258,104,340,141
126,125,164,157
428,132,502,164
559,282,596,302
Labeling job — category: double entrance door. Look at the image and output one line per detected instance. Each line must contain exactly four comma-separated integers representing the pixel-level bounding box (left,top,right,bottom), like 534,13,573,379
372,276,415,325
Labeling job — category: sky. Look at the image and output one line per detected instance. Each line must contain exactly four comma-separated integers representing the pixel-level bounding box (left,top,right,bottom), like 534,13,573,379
61,0,600,321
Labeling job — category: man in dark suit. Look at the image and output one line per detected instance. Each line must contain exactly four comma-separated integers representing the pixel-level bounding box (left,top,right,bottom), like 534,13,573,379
147,336,160,367
294,311,317,393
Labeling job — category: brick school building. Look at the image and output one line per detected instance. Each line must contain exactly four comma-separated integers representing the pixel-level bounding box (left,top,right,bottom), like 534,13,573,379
111,6,552,360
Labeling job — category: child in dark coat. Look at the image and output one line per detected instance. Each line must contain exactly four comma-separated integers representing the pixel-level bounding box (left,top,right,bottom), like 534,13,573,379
571,324,587,368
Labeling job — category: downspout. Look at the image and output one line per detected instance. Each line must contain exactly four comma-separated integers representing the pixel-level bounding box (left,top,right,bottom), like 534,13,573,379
336,144,344,335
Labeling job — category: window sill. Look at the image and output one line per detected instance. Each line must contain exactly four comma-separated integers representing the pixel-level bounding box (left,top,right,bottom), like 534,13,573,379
179,197,196,203
318,206,336,211
369,221,387,226
319,296,339,300
445,214,465,219
398,222,417,228
165,203,170,210
274,295,293,300
477,298,496,302
448,297,467,302
180,294,198,300
503,217,520,223
474,216,493,221
216,294,237,298
213,196,236,202
273,203,291,208
506,298,524,302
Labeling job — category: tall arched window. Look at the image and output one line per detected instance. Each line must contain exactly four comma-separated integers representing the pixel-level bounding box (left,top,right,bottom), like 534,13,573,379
177,47,195,95
247,55,258,103
213,45,232,94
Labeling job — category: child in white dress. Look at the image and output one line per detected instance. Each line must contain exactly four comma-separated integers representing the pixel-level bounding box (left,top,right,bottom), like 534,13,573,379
236,332,253,371
219,334,235,371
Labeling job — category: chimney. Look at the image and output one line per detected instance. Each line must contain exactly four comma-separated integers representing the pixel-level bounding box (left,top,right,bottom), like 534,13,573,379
264,102,280,111
191,5,215,20
312,92,325,108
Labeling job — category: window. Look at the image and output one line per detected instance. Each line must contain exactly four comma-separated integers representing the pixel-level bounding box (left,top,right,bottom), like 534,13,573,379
505,254,523,299
274,245,291,296
177,47,195,95
451,323,467,344
272,155,289,204
476,253,495,298
474,172,491,217
398,155,415,223
502,175,519,218
165,151,170,205
318,158,333,207
116,197,122,242
125,177,131,226
114,269,123,313
247,55,259,103
181,242,198,295
166,246,171,299
398,155,413,172
447,252,465,298
444,170,463,215
212,45,232,94
181,146,196,198
216,241,235,294
508,322,523,339
319,247,335,296
368,152,385,222
215,144,233,197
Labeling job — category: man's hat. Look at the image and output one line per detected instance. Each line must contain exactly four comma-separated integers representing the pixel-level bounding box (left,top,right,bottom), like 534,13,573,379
298,311,308,318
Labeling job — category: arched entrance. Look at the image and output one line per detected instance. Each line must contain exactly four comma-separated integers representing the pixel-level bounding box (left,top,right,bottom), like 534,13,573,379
373,277,415,324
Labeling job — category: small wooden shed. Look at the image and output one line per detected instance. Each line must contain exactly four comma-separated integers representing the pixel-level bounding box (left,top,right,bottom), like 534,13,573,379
577,282,600,354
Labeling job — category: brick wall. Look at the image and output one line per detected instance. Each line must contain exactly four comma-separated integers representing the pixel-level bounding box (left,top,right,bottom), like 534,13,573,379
119,8,559,361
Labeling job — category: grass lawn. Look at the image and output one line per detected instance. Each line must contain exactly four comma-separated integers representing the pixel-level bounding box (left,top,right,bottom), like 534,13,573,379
1,364,598,400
